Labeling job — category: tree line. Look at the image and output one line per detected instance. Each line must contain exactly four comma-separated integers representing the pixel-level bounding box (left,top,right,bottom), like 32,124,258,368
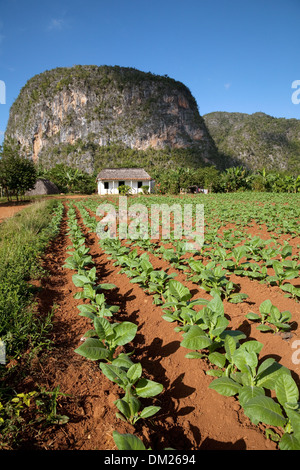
151,166,300,194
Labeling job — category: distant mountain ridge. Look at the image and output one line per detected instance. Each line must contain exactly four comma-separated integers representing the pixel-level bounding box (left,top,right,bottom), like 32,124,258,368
203,111,300,174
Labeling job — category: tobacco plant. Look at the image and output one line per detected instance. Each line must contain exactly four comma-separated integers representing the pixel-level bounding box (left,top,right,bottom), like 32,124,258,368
241,372,300,450
161,279,208,328
100,359,163,424
75,317,138,363
224,245,248,274
180,294,246,358
112,431,174,450
72,267,116,301
208,339,292,414
129,256,155,288
146,270,177,305
266,260,298,287
63,245,93,272
280,283,300,300
77,292,120,320
246,299,292,333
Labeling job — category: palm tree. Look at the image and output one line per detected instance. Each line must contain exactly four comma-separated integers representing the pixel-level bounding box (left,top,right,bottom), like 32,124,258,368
65,168,80,192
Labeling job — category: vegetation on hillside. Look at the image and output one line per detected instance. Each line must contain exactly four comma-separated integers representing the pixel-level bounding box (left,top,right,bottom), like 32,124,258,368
203,111,300,174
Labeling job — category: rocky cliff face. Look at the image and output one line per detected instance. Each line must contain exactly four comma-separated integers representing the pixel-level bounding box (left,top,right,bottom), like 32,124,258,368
5,65,219,172
203,111,300,174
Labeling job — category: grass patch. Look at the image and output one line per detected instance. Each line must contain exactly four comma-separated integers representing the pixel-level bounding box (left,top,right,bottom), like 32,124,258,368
0,199,64,359
0,199,65,448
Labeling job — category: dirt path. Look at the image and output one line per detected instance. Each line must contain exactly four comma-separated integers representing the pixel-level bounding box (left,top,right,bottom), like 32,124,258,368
0,202,32,223
0,195,90,224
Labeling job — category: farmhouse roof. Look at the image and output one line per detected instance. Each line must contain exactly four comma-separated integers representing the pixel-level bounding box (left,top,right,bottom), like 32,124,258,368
97,168,151,181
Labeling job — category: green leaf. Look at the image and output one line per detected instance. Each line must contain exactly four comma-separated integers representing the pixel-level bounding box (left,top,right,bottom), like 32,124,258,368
114,399,131,420
285,408,300,437
139,405,161,419
181,325,212,351
77,303,97,315
246,312,261,321
256,359,290,390
256,324,274,332
129,396,141,416
168,279,191,301
72,273,91,287
238,385,265,408
232,348,258,373
259,299,272,315
135,378,163,398
94,317,113,340
242,340,264,355
281,244,293,259
243,395,286,427
140,259,153,273
224,334,237,362
100,363,128,388
97,283,116,290
229,293,249,303
74,338,110,361
273,321,291,331
275,374,299,407
83,283,96,300
162,313,177,323
208,351,226,368
208,377,242,397
114,321,138,346
185,351,205,359
211,316,229,338
208,294,224,316
111,353,134,370
127,363,142,384
221,329,246,344
279,432,300,450
113,431,146,450
83,329,98,338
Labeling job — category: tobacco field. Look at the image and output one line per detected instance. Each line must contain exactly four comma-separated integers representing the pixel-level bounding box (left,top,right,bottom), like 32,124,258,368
1,192,300,451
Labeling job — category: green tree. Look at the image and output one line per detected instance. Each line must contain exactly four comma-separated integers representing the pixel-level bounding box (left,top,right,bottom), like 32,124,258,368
0,142,37,201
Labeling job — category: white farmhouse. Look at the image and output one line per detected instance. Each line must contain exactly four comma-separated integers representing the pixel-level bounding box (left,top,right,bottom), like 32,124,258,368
97,168,153,195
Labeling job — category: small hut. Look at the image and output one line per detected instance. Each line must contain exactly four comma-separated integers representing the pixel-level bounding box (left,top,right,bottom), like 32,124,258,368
25,178,59,196
97,168,153,195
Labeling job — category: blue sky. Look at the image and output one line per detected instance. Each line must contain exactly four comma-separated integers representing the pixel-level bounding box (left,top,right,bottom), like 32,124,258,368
0,0,300,144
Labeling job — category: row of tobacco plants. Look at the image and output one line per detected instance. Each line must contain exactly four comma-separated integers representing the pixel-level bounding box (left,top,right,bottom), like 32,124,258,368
72,195,300,450
63,203,167,450
0,200,67,448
